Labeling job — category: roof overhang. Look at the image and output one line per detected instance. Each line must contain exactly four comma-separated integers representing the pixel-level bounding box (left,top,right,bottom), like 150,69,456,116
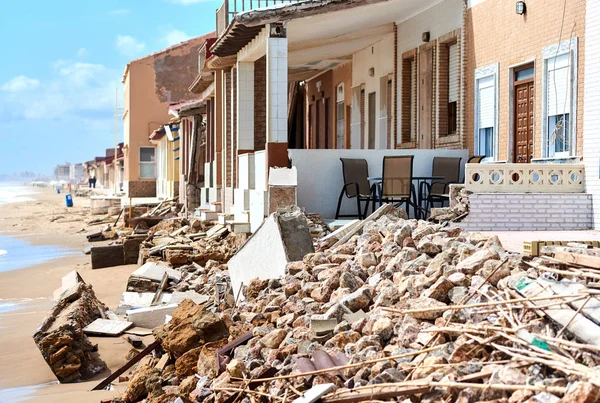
211,0,442,77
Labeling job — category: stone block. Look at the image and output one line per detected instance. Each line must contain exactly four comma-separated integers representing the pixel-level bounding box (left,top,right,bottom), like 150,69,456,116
91,245,124,269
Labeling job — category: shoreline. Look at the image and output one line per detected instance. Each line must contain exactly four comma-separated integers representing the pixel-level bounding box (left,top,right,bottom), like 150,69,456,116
0,187,134,402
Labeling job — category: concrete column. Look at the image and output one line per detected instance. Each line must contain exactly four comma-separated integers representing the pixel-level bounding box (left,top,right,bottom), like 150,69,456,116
265,25,289,177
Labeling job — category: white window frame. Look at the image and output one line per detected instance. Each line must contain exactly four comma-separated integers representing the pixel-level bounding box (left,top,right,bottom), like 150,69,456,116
139,146,156,179
474,63,499,161
542,37,578,159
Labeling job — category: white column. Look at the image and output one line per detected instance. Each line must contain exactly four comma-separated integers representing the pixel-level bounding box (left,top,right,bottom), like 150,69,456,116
266,36,288,143
585,0,600,228
237,61,255,151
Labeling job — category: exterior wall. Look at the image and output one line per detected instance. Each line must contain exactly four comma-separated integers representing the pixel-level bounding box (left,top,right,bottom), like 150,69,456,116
352,34,394,149
584,0,600,228
305,63,352,149
123,34,214,197
395,0,464,150
460,193,593,231
465,0,585,161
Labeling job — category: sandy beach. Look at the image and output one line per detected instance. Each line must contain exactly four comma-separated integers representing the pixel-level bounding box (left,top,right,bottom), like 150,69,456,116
0,187,141,403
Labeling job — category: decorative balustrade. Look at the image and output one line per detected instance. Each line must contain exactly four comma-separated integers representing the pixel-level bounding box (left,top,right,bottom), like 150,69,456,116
465,163,585,193
216,0,303,36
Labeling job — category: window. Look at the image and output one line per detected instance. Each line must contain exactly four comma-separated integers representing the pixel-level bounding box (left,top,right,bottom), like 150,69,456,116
139,147,156,179
401,54,417,143
336,101,345,149
475,71,497,159
545,52,573,157
448,43,459,135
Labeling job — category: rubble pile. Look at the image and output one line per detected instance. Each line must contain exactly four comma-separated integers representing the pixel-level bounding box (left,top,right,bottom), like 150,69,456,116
111,207,600,403
429,185,472,223
34,279,107,383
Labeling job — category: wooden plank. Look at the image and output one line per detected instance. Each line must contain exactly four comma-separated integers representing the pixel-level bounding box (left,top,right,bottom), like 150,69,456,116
512,276,600,346
92,340,160,391
84,319,133,336
554,251,600,269
320,381,431,403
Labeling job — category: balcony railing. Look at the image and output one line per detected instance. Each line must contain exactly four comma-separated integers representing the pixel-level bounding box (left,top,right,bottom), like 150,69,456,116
465,163,585,193
216,0,302,36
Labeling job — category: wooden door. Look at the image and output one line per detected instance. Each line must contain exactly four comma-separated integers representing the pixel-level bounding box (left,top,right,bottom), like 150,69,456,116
368,92,376,149
514,81,534,162
419,48,433,149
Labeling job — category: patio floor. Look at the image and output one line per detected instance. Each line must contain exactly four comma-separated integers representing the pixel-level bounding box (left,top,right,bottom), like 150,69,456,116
480,230,600,254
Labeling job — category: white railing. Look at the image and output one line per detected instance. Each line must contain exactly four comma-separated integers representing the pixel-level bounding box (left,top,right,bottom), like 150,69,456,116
465,163,585,193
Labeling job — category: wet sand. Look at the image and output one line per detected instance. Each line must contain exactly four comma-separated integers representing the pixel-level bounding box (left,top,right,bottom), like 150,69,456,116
0,188,140,402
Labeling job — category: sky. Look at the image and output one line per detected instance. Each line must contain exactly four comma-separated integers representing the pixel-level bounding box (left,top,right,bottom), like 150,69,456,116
0,0,219,176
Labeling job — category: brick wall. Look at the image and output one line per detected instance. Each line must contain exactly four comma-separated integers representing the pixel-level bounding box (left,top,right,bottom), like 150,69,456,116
127,180,157,198
460,193,592,231
465,0,585,160
254,56,267,151
225,69,232,187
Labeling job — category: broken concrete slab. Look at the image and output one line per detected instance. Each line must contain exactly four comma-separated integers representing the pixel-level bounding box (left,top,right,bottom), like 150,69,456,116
116,291,172,315
126,304,178,329
91,245,125,269
83,318,133,336
53,270,85,302
227,207,314,299
169,291,210,306
130,261,182,282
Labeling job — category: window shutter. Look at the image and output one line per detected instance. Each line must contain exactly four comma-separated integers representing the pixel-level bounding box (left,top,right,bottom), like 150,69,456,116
478,75,495,129
547,53,571,116
448,44,459,103
410,60,417,140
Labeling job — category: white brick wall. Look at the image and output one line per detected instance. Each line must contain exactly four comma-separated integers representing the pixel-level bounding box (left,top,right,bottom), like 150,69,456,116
584,1,600,228
460,193,593,231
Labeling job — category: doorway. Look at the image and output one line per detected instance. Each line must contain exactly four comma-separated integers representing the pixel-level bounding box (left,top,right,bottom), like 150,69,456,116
513,64,535,163
368,92,376,149
419,47,433,149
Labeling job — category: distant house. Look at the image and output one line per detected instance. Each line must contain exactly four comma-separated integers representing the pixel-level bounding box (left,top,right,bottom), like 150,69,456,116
121,33,215,198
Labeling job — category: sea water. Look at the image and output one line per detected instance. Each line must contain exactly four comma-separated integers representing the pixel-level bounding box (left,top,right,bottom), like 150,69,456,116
0,235,78,274
0,184,37,205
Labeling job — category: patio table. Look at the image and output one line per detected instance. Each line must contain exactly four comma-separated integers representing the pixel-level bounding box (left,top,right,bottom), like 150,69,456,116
367,175,444,219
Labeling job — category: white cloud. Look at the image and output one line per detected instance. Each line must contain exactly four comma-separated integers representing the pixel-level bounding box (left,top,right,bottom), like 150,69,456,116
115,35,146,57
110,9,131,15
161,28,191,46
77,48,88,57
0,61,119,121
0,76,40,92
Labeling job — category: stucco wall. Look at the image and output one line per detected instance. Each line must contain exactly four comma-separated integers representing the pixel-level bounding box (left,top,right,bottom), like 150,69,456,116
464,0,585,161
123,34,215,197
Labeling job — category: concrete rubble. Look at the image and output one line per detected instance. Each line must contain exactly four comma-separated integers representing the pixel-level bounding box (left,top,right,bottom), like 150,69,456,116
105,204,600,403
429,184,472,223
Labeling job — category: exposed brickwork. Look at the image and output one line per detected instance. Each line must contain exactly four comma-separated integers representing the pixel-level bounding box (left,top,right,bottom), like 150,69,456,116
465,0,585,160
127,180,157,198
254,56,267,151
225,69,232,187
232,67,238,188
460,193,592,231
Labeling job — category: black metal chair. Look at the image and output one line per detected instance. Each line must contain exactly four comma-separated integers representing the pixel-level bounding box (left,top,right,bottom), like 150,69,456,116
420,157,462,217
378,155,419,218
467,155,486,164
335,158,377,219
